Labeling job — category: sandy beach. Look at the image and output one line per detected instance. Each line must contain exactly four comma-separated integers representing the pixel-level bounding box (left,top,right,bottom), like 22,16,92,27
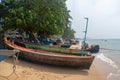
0,56,117,80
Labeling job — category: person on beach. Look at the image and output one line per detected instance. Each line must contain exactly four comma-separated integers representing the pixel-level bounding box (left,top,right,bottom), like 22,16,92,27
84,42,89,50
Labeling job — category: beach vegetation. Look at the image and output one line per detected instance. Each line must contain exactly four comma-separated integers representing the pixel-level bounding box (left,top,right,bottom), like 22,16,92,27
0,0,75,41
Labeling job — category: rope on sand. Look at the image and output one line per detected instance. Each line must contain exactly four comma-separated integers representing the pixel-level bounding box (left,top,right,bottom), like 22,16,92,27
0,50,20,80
7,54,19,79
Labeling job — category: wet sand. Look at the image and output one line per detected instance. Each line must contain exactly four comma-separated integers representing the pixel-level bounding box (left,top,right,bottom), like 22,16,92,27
0,57,116,80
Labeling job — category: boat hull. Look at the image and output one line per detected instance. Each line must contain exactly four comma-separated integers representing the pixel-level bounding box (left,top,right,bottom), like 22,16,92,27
4,40,95,69
19,51,95,69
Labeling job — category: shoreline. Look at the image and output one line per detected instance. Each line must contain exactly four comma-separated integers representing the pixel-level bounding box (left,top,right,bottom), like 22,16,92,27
0,57,117,80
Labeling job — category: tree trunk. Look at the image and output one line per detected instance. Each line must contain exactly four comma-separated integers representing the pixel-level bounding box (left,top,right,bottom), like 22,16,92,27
33,33,40,44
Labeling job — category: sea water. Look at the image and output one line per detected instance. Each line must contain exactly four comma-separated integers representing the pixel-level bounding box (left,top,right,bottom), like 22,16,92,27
86,39,120,80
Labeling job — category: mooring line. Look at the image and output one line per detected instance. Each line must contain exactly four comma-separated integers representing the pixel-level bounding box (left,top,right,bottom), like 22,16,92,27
100,48,120,52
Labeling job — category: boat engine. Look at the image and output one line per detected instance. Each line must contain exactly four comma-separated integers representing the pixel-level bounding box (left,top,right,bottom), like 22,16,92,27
88,45,100,53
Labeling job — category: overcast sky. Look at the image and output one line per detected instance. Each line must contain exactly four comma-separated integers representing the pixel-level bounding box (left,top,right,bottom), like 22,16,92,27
66,0,120,39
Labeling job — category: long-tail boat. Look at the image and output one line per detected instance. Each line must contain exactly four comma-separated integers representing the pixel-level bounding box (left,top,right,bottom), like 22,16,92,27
0,49,19,61
3,38,95,70
2,17,98,69
0,38,19,61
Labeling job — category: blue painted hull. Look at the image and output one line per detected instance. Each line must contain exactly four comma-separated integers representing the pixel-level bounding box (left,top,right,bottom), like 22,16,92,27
0,55,7,61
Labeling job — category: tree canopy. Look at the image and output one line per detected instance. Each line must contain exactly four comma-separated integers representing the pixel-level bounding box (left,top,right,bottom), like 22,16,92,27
0,0,75,39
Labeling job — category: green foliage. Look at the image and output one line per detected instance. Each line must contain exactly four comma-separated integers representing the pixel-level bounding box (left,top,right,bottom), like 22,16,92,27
1,0,74,38
63,27,76,39
33,0,72,36
0,2,9,18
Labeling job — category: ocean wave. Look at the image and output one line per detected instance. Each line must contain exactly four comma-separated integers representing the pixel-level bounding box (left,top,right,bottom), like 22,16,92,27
96,53,118,69
107,70,120,80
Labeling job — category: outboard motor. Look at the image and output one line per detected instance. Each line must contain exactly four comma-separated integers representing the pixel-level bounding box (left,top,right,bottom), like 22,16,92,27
89,45,100,53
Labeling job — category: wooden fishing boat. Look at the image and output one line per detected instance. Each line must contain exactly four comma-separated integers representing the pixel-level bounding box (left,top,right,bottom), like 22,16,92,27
0,40,19,61
14,41,89,56
14,40,99,55
0,49,20,61
3,39,95,70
